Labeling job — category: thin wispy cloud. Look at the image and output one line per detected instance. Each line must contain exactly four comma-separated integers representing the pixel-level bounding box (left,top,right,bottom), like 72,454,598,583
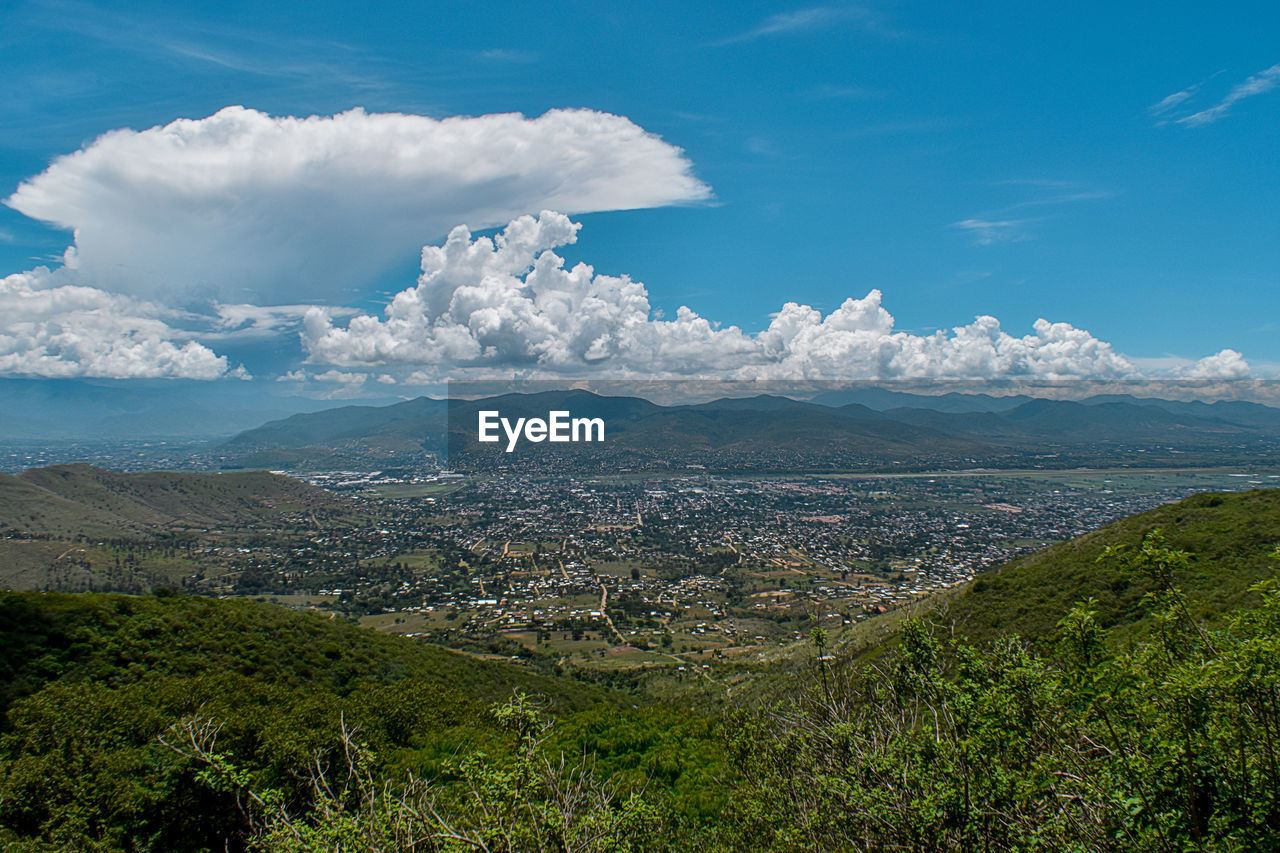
714,6,887,46
839,117,957,138
952,181,1111,245
949,218,1032,246
1152,64,1280,127
745,136,783,157
1147,73,1220,119
24,0,417,99
805,83,880,101
39,1,357,73
1001,189,1116,212
155,37,381,88
477,48,539,64
1181,64,1280,125
1150,87,1196,116
992,178,1079,188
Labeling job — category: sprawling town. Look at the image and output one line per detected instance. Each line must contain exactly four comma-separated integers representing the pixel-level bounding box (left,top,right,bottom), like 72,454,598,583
172,466,1272,677
7,432,1273,681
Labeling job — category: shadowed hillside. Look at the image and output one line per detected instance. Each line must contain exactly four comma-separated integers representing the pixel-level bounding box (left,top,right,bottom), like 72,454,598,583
0,463,348,540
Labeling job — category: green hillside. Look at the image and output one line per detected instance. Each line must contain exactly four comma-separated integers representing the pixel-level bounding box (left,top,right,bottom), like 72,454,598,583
714,489,1280,852
0,591,602,715
736,488,1280,705
0,464,350,540
943,488,1280,645
0,592,635,849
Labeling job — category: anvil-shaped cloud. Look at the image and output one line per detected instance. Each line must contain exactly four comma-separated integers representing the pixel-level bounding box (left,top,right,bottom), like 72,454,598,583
6,106,711,305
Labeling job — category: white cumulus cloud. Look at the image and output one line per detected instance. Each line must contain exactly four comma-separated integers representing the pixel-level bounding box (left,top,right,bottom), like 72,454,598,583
6,106,710,304
302,211,1144,381
1183,348,1251,379
0,266,232,379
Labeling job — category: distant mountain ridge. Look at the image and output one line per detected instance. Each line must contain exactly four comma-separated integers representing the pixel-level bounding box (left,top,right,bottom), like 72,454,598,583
223,396,450,450
222,389,1280,472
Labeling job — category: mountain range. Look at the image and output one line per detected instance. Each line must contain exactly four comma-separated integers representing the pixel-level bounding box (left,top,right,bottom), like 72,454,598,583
222,389,1280,472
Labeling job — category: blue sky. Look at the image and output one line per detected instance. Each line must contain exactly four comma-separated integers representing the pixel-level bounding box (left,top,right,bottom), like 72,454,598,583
1,0,1277,392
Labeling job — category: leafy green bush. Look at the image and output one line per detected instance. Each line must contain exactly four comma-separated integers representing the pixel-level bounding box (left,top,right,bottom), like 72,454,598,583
722,533,1280,851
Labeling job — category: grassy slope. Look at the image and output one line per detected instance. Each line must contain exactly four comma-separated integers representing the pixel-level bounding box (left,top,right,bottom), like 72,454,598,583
0,541,94,590
941,488,1280,646
0,472,131,539
0,463,351,540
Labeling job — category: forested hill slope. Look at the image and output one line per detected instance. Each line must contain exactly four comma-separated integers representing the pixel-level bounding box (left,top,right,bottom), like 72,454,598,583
0,592,605,715
0,592,615,847
733,491,1280,852
0,463,347,540
937,487,1280,645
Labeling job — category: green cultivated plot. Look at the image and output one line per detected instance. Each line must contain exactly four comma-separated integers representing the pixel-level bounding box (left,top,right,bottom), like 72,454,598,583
373,482,463,498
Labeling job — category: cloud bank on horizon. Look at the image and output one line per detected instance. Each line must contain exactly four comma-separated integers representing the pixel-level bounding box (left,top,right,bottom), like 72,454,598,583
0,107,1253,385
301,210,1248,384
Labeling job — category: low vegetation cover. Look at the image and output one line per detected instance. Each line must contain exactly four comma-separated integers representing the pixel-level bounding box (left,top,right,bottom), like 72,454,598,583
0,493,1278,850
0,464,354,541
728,536,1280,851
947,488,1280,645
